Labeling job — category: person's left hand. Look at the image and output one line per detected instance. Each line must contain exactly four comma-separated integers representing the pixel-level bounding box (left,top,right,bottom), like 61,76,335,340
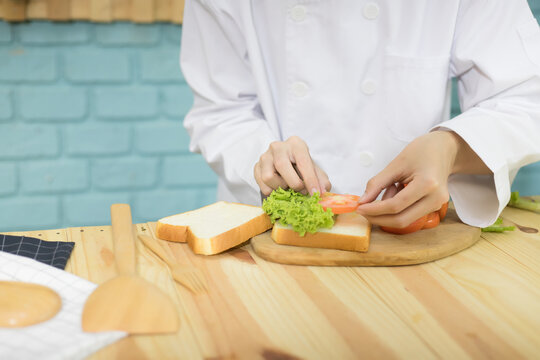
355,131,483,228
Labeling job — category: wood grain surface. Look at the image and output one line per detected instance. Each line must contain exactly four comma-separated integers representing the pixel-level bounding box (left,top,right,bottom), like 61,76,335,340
6,203,540,359
81,204,179,334
252,208,481,266
0,0,184,23
3,0,27,21
47,0,70,21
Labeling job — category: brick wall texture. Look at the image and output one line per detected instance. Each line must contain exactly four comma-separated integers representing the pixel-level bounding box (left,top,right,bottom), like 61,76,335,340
0,22,217,231
1,2,540,231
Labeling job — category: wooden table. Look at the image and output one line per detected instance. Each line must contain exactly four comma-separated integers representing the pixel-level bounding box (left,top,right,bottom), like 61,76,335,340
6,204,540,359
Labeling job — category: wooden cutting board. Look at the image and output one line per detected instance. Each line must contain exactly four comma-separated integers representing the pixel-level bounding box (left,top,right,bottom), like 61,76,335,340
251,208,481,266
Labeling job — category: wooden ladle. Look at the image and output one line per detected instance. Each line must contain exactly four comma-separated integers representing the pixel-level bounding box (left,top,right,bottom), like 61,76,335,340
0,281,62,327
82,204,179,334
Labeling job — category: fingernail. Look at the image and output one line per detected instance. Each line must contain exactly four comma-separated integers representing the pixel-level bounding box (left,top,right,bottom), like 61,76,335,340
311,188,318,195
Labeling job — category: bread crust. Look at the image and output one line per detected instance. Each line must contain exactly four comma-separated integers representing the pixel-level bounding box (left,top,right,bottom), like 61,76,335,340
156,202,273,255
156,222,189,243
188,213,272,255
271,220,371,252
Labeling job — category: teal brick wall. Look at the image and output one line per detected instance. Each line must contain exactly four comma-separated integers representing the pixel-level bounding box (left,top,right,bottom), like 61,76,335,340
0,21,217,231
1,2,540,231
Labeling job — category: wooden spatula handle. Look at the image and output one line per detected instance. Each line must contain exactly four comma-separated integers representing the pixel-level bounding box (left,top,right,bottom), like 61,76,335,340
110,204,137,275
137,235,175,267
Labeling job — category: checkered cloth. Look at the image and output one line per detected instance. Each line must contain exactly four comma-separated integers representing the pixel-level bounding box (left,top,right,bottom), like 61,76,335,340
0,251,126,359
0,234,75,270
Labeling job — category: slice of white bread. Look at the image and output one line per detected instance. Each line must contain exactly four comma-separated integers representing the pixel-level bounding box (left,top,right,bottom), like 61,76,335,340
271,212,371,252
156,201,273,255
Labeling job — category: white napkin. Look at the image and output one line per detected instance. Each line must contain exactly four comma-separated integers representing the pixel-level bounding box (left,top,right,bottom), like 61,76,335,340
0,251,126,360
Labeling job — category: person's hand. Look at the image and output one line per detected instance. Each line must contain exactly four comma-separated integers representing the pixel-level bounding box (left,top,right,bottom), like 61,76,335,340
254,136,331,196
356,131,490,228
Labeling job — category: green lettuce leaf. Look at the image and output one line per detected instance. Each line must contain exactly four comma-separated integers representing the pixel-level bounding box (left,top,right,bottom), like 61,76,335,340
262,187,334,236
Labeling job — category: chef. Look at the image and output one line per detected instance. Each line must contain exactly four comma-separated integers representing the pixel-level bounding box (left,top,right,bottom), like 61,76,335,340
180,0,540,228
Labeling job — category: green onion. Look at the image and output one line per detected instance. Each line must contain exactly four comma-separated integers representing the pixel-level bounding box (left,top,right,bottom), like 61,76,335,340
481,217,515,232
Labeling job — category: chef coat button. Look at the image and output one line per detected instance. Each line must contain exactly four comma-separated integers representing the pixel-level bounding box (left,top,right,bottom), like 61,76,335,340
361,80,376,95
290,5,307,22
291,81,309,97
358,151,374,166
363,3,380,20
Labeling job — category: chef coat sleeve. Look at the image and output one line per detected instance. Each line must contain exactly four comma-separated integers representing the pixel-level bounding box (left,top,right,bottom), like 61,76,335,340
180,0,277,203
434,0,540,227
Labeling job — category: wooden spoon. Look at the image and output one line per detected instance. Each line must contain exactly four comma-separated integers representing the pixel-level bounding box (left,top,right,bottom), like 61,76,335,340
138,234,208,294
82,204,179,334
0,281,61,327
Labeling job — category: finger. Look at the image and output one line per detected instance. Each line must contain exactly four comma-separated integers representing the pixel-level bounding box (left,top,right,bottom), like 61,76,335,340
381,183,399,201
355,184,397,215
356,183,397,215
254,162,275,195
271,144,306,193
357,178,430,216
259,152,288,191
358,177,444,217
314,166,332,194
361,195,435,228
359,166,403,204
290,142,321,195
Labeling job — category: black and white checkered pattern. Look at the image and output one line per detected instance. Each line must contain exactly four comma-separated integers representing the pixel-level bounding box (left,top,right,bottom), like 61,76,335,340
0,234,75,270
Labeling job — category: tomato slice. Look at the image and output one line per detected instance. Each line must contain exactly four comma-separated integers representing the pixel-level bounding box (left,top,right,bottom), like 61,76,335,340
380,214,428,235
422,211,440,229
439,202,449,221
319,192,360,214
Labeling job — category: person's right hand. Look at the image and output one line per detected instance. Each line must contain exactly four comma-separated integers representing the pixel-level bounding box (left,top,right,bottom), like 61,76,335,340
254,136,331,196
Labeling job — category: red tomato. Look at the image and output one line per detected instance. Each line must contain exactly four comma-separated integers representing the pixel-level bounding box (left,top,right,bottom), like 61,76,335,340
422,211,440,229
378,184,449,235
439,202,449,221
380,214,428,235
319,192,360,214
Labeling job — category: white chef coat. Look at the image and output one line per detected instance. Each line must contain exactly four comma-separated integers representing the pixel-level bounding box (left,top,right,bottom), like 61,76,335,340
180,0,540,227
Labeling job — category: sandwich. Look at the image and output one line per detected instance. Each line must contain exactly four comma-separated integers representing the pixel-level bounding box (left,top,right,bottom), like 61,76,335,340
263,188,371,252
